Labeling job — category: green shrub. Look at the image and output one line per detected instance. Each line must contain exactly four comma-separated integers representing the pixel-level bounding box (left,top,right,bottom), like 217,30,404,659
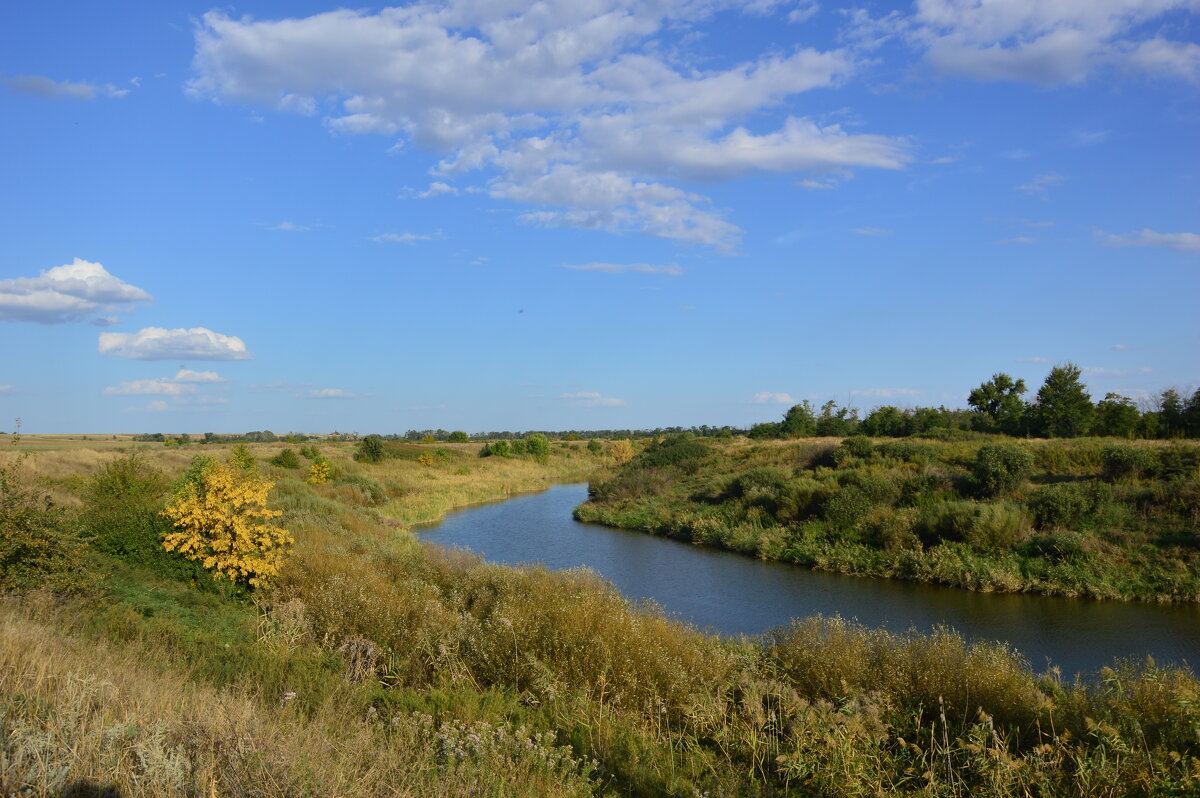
1027,482,1110,529
479,440,511,458
448,430,469,443
1021,531,1087,561
525,433,550,462
270,448,302,469
866,508,922,551
731,467,788,499
635,436,709,471
587,439,603,456
875,440,935,465
915,500,977,546
355,435,385,464
83,453,214,585
821,486,872,529
0,457,90,594
1101,444,1154,481
227,444,256,470
299,445,321,460
971,443,1033,497
840,435,873,459
963,502,1030,552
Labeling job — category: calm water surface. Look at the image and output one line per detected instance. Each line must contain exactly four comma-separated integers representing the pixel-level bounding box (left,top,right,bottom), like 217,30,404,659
418,484,1199,676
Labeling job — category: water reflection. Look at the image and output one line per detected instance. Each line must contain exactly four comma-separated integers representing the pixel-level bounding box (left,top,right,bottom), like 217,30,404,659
418,484,1199,676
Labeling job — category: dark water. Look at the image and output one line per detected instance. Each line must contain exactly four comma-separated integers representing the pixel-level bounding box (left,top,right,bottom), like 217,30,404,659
418,484,1200,676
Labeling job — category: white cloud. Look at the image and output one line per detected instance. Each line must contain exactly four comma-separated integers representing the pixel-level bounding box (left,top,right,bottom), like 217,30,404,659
1111,344,1132,351
98,327,251,361
187,4,913,249
997,236,1037,245
1095,228,1200,253
418,181,460,198
875,0,1200,85
173,369,226,383
850,227,891,236
1018,356,1051,364
0,385,13,394
1071,129,1110,146
560,391,626,407
752,391,795,404
371,232,438,244
127,400,171,413
563,262,683,276
4,75,129,100
305,388,357,399
0,258,152,324
269,221,310,232
104,379,197,397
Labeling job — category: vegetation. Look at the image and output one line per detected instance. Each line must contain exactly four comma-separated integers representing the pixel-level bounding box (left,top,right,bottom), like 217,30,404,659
2,439,1198,796
577,435,1200,602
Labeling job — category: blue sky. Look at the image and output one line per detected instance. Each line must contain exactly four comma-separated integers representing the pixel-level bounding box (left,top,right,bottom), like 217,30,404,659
2,1,1197,434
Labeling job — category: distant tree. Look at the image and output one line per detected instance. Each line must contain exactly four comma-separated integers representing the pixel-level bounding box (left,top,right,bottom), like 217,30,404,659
1159,389,1187,439
1032,364,1093,438
968,373,1027,435
1185,390,1200,439
1093,393,1140,438
525,433,550,462
860,406,908,437
448,430,469,443
587,439,603,456
815,401,858,437
355,435,385,463
610,439,634,465
908,407,946,434
780,401,817,437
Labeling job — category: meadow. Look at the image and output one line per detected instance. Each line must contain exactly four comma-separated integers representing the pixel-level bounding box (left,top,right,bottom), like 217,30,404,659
1,436,1198,796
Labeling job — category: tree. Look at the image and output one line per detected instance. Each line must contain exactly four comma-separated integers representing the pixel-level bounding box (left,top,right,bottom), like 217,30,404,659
525,433,550,462
610,439,634,465
815,401,858,437
1159,389,1187,439
160,461,292,588
780,401,817,437
1093,393,1140,438
448,430,469,443
1032,363,1093,438
587,439,603,456
355,434,385,463
860,406,908,437
968,374,1027,434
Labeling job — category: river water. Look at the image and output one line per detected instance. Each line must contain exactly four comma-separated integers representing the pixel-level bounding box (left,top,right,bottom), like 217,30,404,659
417,483,1199,676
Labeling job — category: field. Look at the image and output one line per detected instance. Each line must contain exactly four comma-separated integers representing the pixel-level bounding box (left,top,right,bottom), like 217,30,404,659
1,437,1199,796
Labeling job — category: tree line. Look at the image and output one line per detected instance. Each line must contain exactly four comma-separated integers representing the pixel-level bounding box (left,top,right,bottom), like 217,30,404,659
750,364,1200,440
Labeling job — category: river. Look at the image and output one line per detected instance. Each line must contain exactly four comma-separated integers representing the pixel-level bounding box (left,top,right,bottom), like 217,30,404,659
417,483,1199,676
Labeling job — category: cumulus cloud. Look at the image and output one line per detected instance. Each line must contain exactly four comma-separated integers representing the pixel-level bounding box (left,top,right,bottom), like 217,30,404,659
104,379,197,397
187,3,914,249
860,0,1200,85
4,75,129,100
563,262,683,276
752,392,795,404
305,388,357,399
1095,228,1200,253
418,181,460,198
98,327,251,361
0,258,152,324
560,391,626,407
173,369,226,383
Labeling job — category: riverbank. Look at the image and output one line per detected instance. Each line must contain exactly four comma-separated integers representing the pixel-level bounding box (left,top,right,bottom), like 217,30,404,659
3,440,1199,796
575,435,1200,602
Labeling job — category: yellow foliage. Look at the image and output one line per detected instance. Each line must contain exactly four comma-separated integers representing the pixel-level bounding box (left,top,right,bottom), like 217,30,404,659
306,459,331,485
610,439,635,465
160,462,292,588
417,453,435,467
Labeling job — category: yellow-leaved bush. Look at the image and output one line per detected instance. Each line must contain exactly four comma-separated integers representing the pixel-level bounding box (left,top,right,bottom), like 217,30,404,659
306,459,331,485
161,462,292,588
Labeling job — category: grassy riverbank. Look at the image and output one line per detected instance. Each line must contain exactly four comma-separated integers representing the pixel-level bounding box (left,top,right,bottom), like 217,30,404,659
2,439,1199,796
575,435,1200,602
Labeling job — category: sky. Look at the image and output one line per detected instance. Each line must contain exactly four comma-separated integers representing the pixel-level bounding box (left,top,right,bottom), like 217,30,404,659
1,0,1198,435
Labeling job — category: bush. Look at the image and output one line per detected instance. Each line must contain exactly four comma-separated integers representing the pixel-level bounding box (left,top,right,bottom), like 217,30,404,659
83,453,212,584
1101,444,1154,481
270,448,302,469
1022,531,1087,561
1027,482,1109,530
866,508,922,551
299,445,321,460
635,436,709,471
1159,443,1198,479
876,440,935,465
227,444,256,470
334,473,388,506
525,433,550,462
821,486,872,530
0,457,90,594
355,435,386,464
306,459,331,485
963,502,1030,552
840,435,874,459
915,501,978,546
160,461,292,588
731,466,789,499
587,439,603,456
448,431,469,443
971,443,1033,497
